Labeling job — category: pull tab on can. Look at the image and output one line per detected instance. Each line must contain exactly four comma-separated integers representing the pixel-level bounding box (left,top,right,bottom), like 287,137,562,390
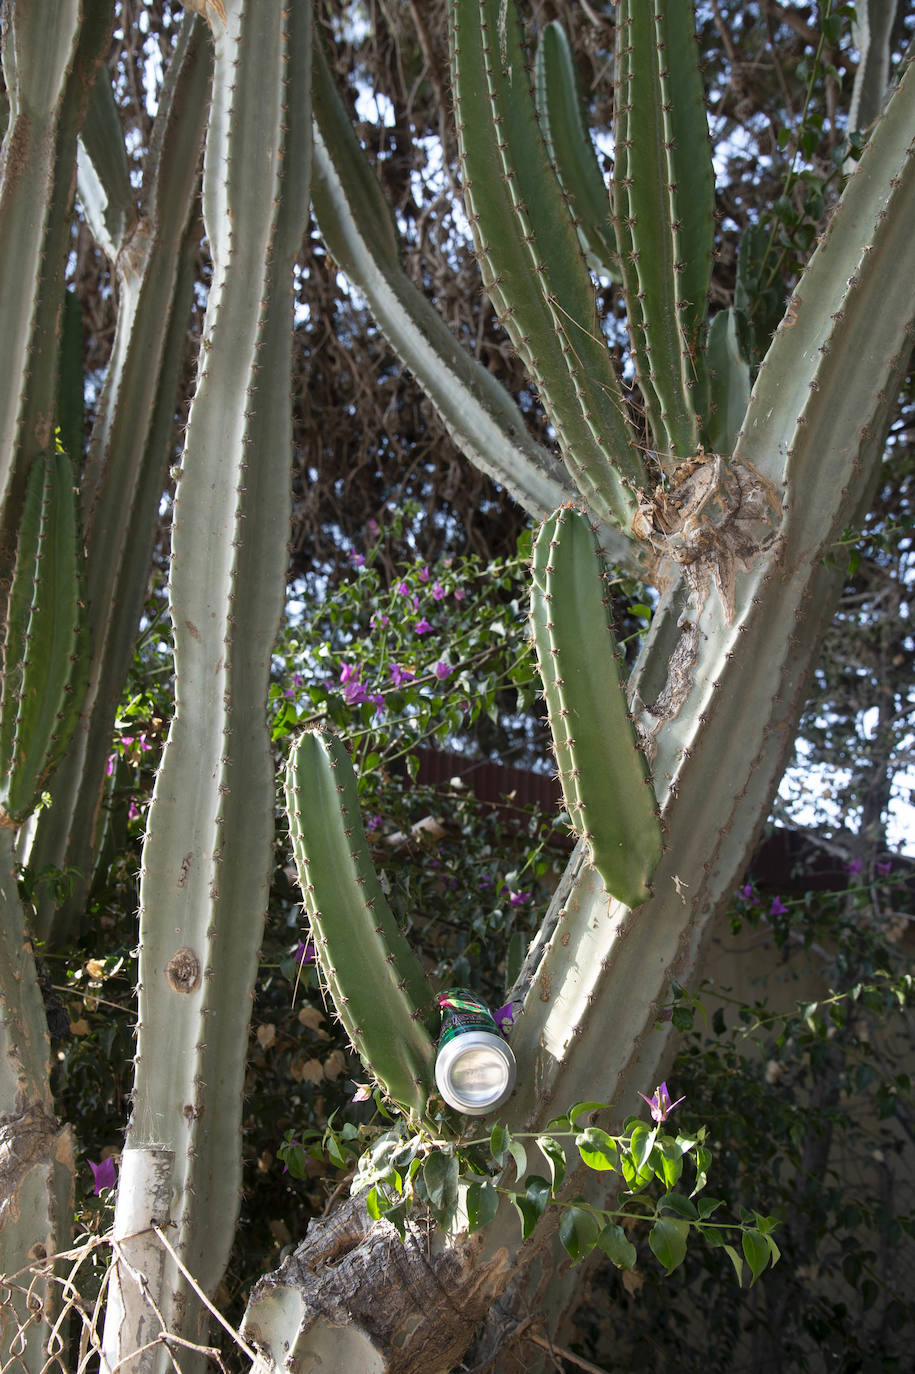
435,988,517,1116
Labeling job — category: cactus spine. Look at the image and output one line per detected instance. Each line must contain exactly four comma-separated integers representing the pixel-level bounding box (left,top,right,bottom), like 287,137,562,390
285,730,436,1119
530,509,661,908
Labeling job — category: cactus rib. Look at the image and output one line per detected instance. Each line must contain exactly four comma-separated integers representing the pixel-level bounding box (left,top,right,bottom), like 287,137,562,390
530,508,662,908
284,730,436,1120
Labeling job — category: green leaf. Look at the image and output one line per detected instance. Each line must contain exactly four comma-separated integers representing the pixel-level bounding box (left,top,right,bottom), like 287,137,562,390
508,1139,528,1181
648,1216,689,1274
559,1206,600,1264
512,1176,551,1241
536,1136,567,1192
659,1191,698,1222
577,1127,619,1172
569,1100,608,1125
628,1124,657,1174
742,1228,772,1286
490,1124,509,1165
422,1152,459,1226
597,1223,637,1271
466,1181,499,1234
723,1244,745,1284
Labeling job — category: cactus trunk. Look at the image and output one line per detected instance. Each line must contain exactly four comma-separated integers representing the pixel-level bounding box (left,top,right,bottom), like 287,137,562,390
100,3,311,1370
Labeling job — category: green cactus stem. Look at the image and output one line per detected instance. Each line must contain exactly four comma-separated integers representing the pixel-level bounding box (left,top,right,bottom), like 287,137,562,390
530,508,662,908
24,15,213,944
534,20,618,281
284,729,437,1120
0,441,87,827
0,0,112,554
449,0,644,531
611,0,714,459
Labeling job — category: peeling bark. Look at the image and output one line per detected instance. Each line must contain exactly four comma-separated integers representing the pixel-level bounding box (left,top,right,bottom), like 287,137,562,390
244,1194,513,1374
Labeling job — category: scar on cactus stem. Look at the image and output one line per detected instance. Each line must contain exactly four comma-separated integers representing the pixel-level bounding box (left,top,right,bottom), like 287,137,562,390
631,450,782,622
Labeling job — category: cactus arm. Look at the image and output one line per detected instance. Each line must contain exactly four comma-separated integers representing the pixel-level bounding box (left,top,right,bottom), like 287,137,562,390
530,509,662,908
310,42,577,531
449,0,644,531
534,21,617,280
103,3,312,1367
705,308,751,457
0,1,112,538
24,18,212,944
285,731,436,1119
848,0,898,135
0,442,87,825
76,61,136,261
612,0,714,458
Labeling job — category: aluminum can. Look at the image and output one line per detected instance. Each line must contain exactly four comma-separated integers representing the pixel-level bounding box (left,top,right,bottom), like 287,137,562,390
434,988,517,1115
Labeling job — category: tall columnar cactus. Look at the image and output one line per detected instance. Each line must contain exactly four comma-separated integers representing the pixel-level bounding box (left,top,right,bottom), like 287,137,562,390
100,3,312,1371
0,3,912,1372
242,7,915,1372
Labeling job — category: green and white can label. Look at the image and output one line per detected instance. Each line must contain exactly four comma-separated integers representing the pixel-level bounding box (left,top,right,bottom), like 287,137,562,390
435,988,516,1115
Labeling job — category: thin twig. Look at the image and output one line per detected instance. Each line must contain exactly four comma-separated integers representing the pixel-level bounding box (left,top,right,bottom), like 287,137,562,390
151,1226,257,1363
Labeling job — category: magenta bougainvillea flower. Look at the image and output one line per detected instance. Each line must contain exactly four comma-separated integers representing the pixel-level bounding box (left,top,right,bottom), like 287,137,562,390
88,1156,117,1194
294,940,316,967
414,617,433,635
770,896,788,916
434,660,451,681
637,1082,685,1123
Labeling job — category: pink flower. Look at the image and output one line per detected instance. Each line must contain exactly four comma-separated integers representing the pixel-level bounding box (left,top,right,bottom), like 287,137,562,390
434,660,452,680
340,663,361,685
88,1156,117,1194
367,518,380,539
508,889,530,907
770,896,788,916
876,861,893,878
396,581,410,596
128,799,139,821
418,566,430,583
348,551,365,568
367,816,383,832
846,857,863,876
371,694,386,716
740,883,754,899
454,588,465,601
352,1083,373,1102
432,582,445,600
414,618,433,635
370,613,390,629
391,664,415,688
106,753,116,776
638,1082,685,1124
